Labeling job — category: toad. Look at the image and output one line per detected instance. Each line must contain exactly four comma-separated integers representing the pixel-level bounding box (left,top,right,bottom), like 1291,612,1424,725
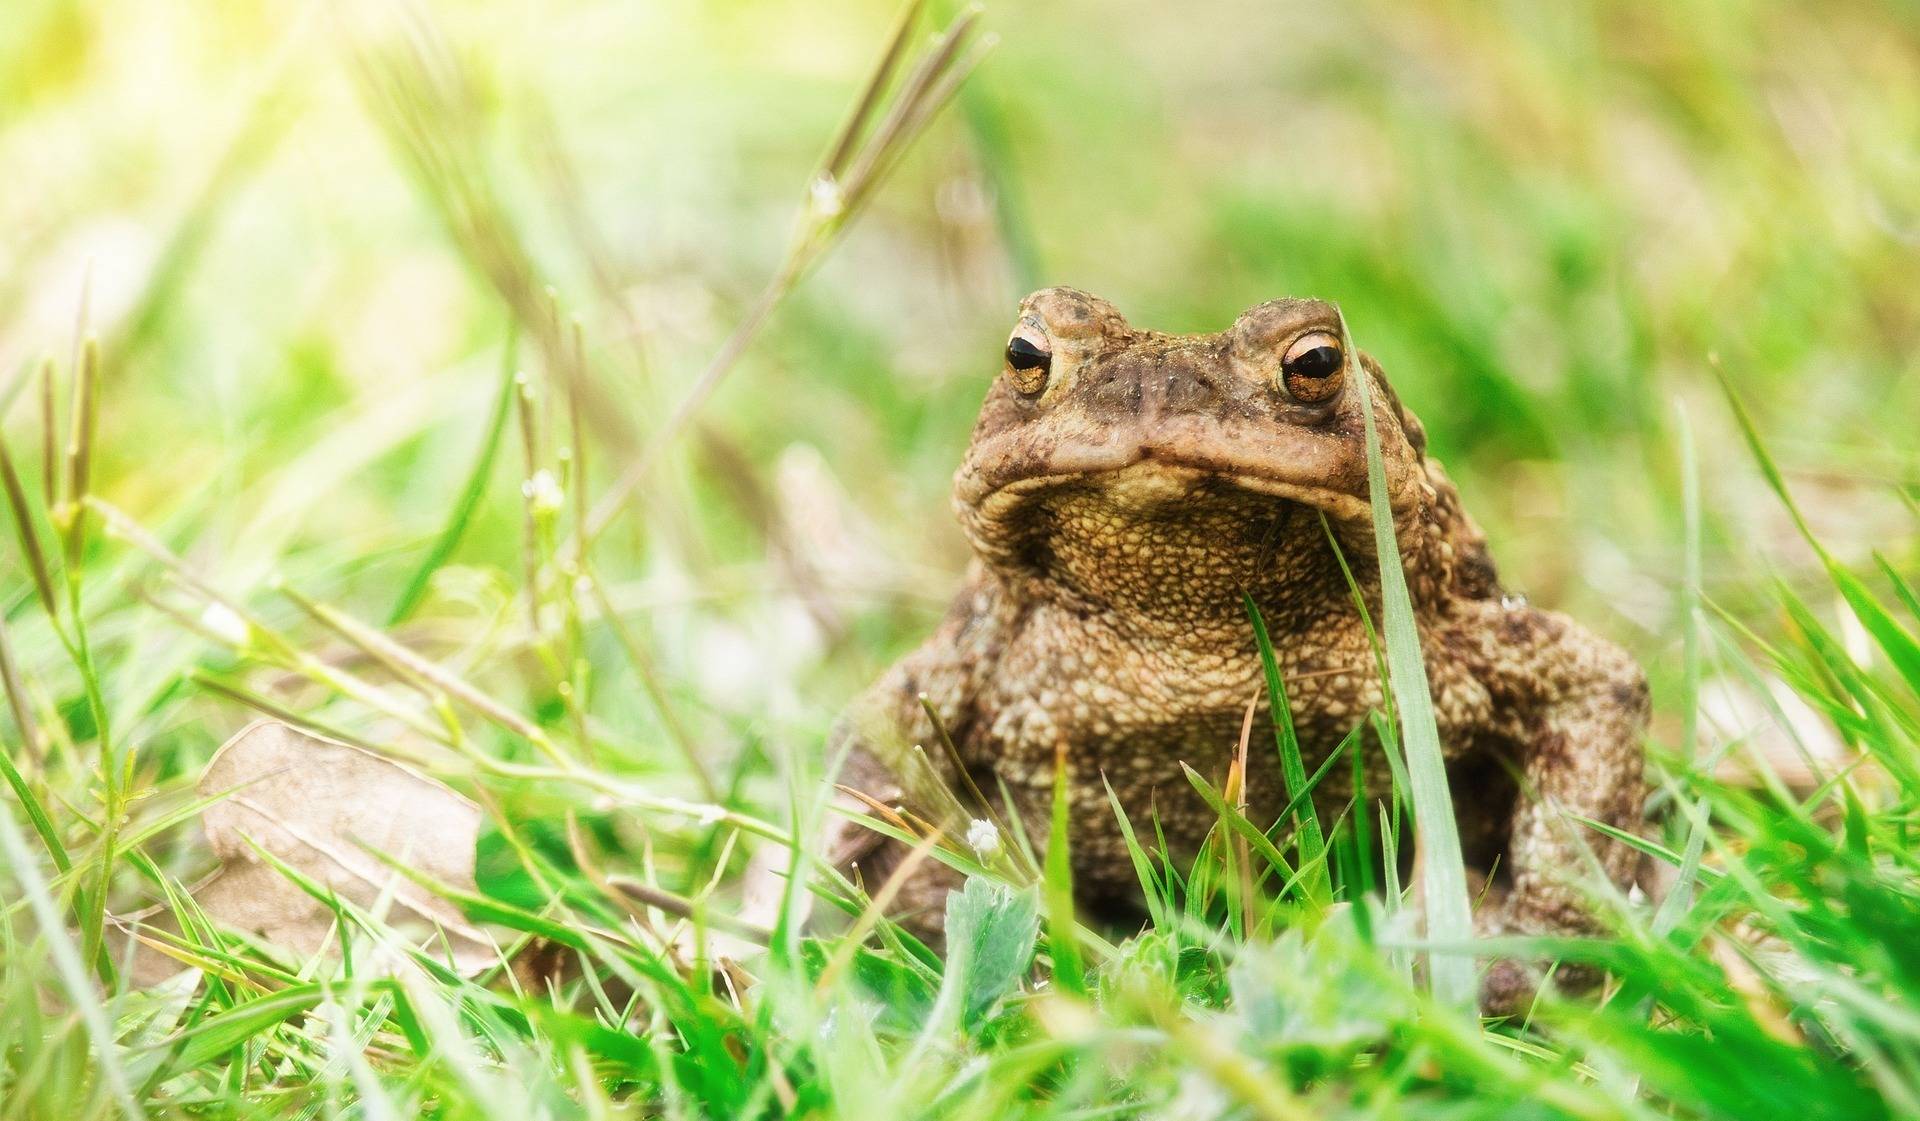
825,287,1646,1012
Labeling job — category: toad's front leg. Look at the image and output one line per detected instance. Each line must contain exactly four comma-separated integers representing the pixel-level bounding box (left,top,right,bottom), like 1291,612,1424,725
1467,604,1648,1014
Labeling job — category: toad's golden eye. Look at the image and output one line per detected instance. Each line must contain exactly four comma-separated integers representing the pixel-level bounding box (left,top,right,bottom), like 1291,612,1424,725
1004,332,1052,395
1281,331,1345,403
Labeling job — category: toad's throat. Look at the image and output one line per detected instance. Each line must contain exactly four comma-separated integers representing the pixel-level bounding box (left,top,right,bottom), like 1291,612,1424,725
1004,474,1353,629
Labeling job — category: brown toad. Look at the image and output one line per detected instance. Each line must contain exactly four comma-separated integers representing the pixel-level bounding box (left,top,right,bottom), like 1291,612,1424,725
826,287,1646,1011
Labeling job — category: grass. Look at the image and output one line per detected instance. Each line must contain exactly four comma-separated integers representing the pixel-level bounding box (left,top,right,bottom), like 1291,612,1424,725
3,0,1920,1117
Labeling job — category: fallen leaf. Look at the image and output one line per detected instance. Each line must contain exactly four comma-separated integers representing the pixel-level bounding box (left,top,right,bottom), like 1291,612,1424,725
187,719,493,976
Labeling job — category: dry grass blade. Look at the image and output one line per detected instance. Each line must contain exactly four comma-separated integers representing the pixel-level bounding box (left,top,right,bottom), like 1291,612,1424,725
579,1,988,551
38,356,57,508
605,875,774,947
836,784,922,839
276,584,565,764
59,338,100,568
917,693,1019,867
819,0,926,180
350,13,636,459
0,613,43,767
833,8,982,204
584,570,719,801
92,497,457,747
1232,690,1257,933
0,430,58,619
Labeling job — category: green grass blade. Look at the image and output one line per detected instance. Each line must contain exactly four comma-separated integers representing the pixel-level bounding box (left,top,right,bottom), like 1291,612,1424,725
1180,762,1298,883
1829,564,1920,701
1346,721,1373,900
1573,815,1724,885
1271,727,1358,841
1656,403,1709,936
1244,593,1331,906
1341,309,1474,1009
1718,367,1920,699
1876,552,1920,625
0,744,68,874
0,799,147,1119
1044,748,1086,995
388,327,519,624
137,983,327,1084
1102,773,1169,932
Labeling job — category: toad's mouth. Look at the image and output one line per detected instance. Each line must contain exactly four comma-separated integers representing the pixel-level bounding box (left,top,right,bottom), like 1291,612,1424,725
961,452,1376,529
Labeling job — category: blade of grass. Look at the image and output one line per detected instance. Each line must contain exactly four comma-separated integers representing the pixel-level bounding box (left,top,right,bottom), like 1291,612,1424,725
60,337,100,567
136,983,328,1084
1044,743,1086,995
1874,552,1920,626
39,355,58,509
818,0,925,179
1718,364,1920,700
1244,594,1331,907
0,430,59,621
1179,763,1298,883
576,4,987,553
1340,308,1473,1009
0,608,44,769
50,336,119,984
0,736,67,874
389,327,519,624
1656,402,1710,936
1347,720,1373,900
0,799,146,1119
1101,774,1169,932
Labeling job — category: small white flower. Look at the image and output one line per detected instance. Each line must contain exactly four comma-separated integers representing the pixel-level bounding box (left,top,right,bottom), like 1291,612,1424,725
199,602,250,647
965,819,1000,857
522,469,564,515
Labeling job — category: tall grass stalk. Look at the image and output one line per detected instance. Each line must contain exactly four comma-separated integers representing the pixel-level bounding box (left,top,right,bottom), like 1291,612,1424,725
579,2,992,550
1653,403,1708,936
1340,309,1475,1008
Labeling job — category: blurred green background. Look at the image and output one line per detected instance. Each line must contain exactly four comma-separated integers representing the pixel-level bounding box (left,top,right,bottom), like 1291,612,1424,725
1,0,1917,782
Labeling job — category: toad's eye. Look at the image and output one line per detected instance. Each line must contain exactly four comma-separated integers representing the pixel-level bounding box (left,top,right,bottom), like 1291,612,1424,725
1004,333,1052,395
1281,331,1345,403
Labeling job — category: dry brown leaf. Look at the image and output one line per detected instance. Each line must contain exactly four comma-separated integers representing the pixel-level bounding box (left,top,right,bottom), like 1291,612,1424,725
187,719,493,976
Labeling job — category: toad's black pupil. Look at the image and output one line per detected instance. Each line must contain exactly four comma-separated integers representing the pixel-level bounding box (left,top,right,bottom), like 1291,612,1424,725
1006,336,1051,372
1286,345,1342,379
